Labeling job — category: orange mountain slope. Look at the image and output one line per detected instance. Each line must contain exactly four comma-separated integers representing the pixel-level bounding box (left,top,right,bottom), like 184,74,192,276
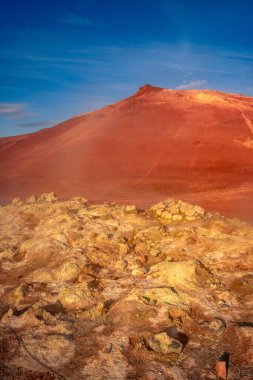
1,84,253,220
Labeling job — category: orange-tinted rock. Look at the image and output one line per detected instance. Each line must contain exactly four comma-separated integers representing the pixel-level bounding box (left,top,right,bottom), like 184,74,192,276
215,361,227,380
0,196,253,379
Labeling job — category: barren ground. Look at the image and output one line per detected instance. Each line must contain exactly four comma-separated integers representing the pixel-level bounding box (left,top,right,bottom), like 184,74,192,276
0,193,253,379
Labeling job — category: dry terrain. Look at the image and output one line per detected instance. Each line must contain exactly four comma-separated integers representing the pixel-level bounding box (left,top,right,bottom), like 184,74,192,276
0,193,253,379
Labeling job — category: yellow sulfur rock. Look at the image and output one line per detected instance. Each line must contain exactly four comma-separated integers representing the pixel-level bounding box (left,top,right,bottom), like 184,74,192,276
172,214,183,221
117,243,129,255
32,269,54,283
56,261,80,282
161,211,172,220
11,197,23,206
127,287,187,306
124,204,137,214
148,260,207,290
59,292,82,307
132,268,146,276
148,332,183,354
115,260,127,270
185,216,196,221
13,286,25,300
26,195,37,203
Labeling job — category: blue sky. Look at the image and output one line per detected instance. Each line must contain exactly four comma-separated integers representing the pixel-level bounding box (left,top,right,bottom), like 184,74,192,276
1,0,253,136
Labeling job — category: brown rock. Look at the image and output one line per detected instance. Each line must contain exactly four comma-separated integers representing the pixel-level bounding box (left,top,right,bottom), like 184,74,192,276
148,332,183,354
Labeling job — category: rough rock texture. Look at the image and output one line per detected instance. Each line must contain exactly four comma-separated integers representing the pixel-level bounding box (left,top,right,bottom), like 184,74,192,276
0,194,253,379
1,85,253,221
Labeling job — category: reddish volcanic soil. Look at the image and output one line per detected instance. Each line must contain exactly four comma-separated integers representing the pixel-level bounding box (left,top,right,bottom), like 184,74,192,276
1,84,253,220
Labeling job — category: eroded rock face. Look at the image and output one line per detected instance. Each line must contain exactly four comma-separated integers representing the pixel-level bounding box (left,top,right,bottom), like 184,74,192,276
0,194,253,379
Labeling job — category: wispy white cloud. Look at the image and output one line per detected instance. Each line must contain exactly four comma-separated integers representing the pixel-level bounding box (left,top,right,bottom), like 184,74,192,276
0,102,27,118
15,120,53,128
3,43,252,107
23,55,97,65
1,43,253,138
176,80,207,90
60,13,94,27
3,44,253,91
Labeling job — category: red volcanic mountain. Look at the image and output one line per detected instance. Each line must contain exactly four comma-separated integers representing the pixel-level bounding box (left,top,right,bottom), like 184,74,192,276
1,84,253,220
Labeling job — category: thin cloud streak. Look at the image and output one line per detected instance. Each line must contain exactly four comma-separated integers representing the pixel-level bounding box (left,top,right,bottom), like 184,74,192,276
0,102,26,118
2,43,253,90
59,13,96,27
176,80,207,90
1,43,253,137
15,121,52,128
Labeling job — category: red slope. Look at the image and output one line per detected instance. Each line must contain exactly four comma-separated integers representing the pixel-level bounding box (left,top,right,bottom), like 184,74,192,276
1,84,253,220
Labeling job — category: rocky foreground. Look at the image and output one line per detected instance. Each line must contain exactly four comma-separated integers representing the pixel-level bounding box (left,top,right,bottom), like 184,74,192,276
0,193,253,379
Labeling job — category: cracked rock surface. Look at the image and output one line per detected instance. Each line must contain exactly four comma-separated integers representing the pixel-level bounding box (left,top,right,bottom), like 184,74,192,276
0,194,253,379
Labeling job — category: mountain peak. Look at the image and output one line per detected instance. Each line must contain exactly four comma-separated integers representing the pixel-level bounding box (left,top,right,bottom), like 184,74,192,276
136,84,163,95
1,86,253,220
